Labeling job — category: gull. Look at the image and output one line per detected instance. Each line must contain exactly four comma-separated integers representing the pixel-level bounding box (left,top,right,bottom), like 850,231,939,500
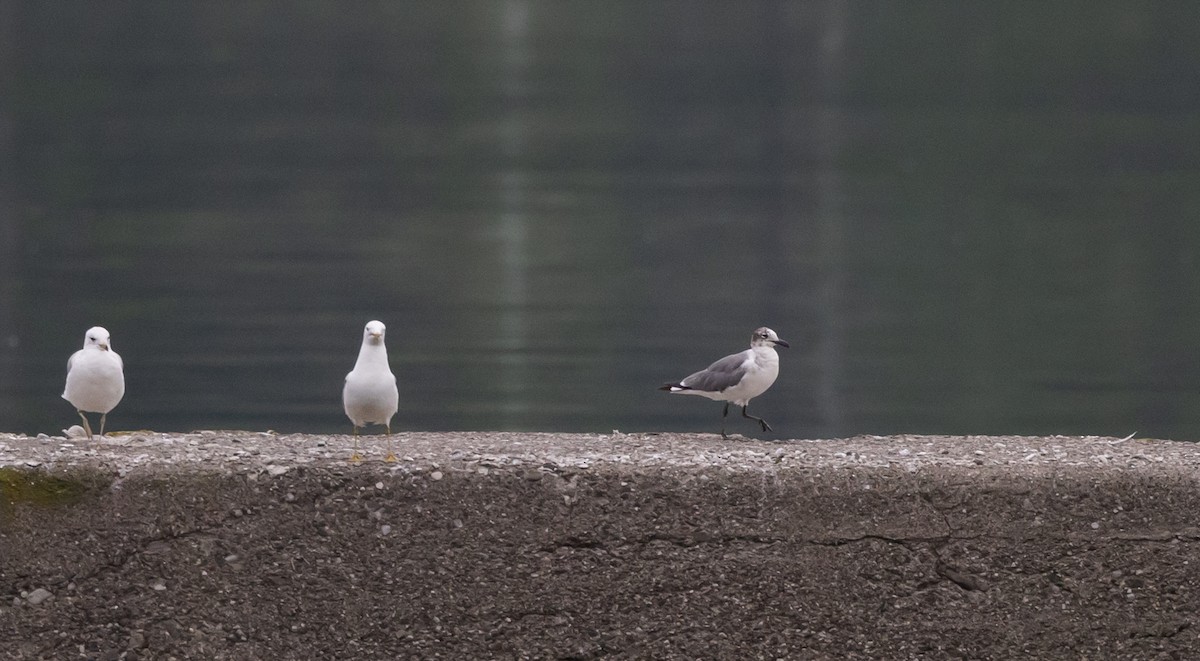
62,326,125,440
343,320,399,462
660,326,789,439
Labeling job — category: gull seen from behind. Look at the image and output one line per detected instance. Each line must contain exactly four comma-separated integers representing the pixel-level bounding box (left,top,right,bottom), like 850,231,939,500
660,326,789,439
62,326,126,440
343,320,400,462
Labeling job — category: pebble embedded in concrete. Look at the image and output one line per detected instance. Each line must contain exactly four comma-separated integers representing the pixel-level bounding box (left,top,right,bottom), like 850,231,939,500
25,588,53,606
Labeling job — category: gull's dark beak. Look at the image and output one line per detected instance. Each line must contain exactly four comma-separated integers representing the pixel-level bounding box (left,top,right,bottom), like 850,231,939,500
772,339,790,349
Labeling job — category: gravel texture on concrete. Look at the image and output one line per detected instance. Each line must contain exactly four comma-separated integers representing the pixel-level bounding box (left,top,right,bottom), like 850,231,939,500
2,431,1200,659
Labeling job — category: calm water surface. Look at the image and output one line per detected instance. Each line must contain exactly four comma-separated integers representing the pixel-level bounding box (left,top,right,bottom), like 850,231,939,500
3,2,1200,439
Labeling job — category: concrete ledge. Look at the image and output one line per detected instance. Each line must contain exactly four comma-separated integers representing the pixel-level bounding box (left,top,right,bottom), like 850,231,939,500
2,432,1200,659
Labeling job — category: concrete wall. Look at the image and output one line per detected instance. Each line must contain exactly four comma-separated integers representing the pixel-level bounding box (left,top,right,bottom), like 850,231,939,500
3,432,1200,659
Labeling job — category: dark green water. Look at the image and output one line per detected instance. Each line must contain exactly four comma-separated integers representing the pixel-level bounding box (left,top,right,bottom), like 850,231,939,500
3,1,1200,439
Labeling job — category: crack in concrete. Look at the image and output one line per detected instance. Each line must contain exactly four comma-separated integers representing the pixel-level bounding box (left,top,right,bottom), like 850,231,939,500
542,532,787,553
70,514,237,588
1131,621,1191,639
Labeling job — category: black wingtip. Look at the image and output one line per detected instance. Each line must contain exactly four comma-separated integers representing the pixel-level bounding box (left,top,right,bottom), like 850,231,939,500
659,383,684,391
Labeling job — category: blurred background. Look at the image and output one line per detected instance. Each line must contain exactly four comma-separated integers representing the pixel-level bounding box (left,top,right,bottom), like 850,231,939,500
2,1,1199,439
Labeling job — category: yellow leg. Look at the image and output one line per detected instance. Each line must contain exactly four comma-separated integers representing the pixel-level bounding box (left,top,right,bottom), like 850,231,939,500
384,423,397,463
350,427,363,463
77,411,94,441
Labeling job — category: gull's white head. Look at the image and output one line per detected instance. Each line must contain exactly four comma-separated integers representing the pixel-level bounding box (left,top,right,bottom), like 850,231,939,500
363,320,386,345
83,326,113,351
751,326,789,350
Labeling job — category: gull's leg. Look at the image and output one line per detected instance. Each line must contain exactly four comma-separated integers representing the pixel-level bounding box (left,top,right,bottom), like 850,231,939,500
99,413,108,438
384,422,397,463
350,426,363,463
77,411,94,441
742,405,773,433
721,402,730,440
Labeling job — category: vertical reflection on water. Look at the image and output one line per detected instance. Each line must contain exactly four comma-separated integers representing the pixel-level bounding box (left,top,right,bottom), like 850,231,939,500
815,0,848,435
0,0,16,424
496,0,532,424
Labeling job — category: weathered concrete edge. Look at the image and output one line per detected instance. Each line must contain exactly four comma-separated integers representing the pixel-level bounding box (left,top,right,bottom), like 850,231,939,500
5,433,1200,658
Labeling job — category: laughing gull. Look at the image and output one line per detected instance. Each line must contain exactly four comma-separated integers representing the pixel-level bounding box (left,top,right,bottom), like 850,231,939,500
660,327,789,439
343,320,400,462
62,326,126,440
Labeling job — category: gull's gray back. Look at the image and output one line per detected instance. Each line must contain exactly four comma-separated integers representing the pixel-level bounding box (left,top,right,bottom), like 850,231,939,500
680,350,750,393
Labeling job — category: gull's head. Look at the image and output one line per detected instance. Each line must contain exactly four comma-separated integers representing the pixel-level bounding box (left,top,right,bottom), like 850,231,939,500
84,326,112,351
363,320,386,345
751,326,789,350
